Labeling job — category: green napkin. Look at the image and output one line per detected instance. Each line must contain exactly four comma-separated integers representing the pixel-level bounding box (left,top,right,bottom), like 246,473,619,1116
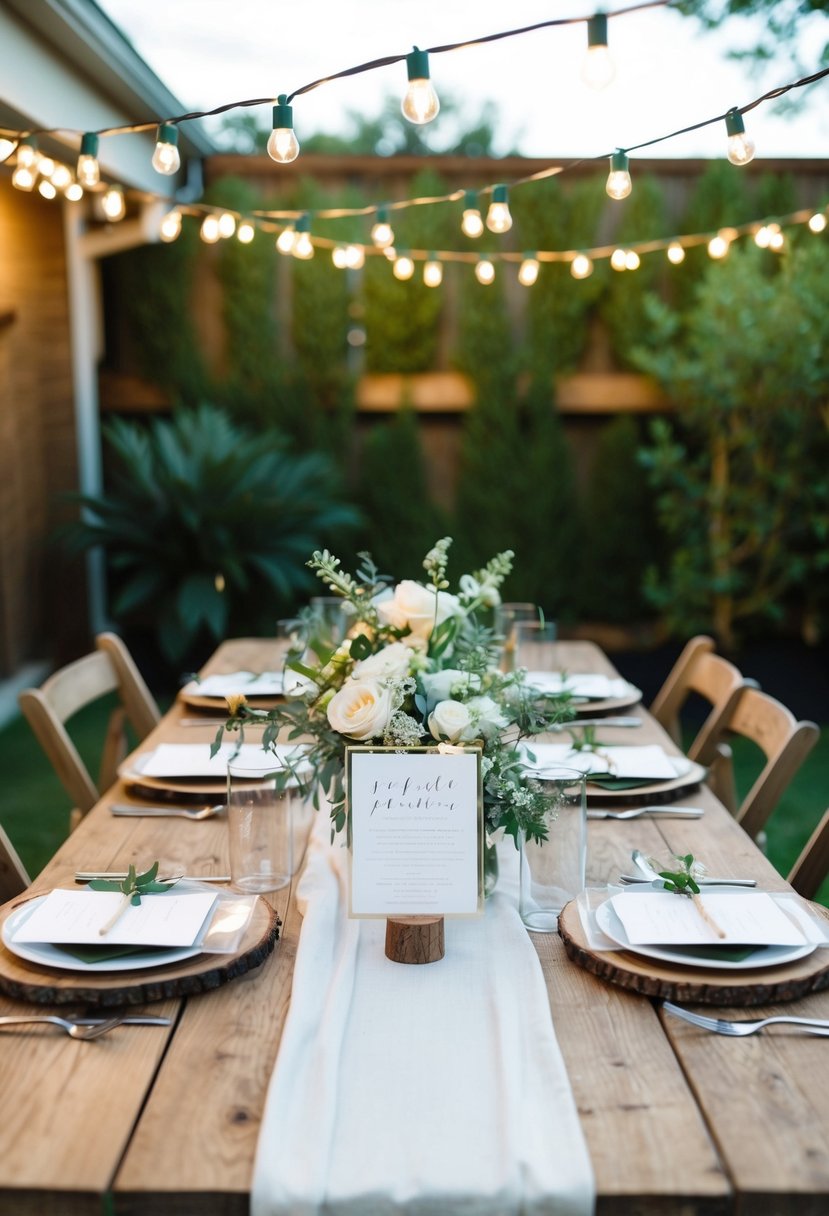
56,943,172,964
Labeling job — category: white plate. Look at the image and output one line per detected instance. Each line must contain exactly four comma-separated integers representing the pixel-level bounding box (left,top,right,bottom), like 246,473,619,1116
595,900,817,972
2,896,203,974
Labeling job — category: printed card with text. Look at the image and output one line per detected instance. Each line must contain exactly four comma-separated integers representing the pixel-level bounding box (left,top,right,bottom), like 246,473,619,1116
347,747,483,918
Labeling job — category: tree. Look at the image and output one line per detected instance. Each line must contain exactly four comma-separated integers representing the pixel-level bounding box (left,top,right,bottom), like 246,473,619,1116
677,1,829,69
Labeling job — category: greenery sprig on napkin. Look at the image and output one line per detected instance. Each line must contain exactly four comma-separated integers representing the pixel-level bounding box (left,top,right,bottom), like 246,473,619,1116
89,862,178,936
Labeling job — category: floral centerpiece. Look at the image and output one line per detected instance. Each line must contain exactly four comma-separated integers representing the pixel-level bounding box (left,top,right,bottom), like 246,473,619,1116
215,539,573,863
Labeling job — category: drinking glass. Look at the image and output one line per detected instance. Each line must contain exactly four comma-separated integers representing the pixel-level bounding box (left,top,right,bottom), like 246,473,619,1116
519,765,586,932
310,596,349,648
514,620,558,673
494,602,540,672
227,757,294,892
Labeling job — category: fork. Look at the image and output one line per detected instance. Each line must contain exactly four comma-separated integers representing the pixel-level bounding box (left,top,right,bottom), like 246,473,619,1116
662,1001,829,1037
0,1015,125,1040
587,805,704,820
110,803,224,820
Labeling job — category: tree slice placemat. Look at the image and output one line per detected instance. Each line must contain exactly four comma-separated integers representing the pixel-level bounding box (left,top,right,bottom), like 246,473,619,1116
558,899,829,1006
0,894,279,1008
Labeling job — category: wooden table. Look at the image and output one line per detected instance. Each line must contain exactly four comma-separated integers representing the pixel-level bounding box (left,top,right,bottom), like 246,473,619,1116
1,638,827,1215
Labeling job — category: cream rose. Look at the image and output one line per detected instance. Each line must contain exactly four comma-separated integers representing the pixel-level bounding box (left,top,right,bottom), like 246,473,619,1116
377,579,460,641
428,698,473,744
327,679,394,741
352,641,412,681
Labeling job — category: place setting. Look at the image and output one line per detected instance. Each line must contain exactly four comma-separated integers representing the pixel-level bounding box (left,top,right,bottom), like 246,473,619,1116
520,740,707,804
117,740,309,802
178,669,289,712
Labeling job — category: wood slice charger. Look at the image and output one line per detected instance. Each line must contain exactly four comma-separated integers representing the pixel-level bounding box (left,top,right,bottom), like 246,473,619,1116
558,898,829,1006
0,893,280,1007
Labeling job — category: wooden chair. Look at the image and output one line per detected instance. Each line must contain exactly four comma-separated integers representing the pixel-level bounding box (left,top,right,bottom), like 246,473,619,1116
787,808,829,901
694,686,820,842
0,824,29,903
650,635,758,761
18,632,160,828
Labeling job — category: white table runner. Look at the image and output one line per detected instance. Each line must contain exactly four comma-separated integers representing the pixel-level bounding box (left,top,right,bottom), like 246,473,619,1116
252,817,595,1216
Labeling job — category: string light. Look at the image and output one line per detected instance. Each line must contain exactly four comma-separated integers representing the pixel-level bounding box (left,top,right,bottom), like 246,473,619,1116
606,150,632,200
16,139,37,170
51,164,71,189
77,132,100,187
237,220,256,243
570,253,594,279
393,252,415,280
667,241,685,264
625,249,640,270
200,214,221,243
151,123,181,175
345,244,365,269
217,212,237,238
292,213,314,259
401,47,440,125
11,163,35,191
332,245,349,269
101,184,126,221
276,225,296,254
0,137,15,162
64,181,83,202
475,256,495,284
383,244,398,261
518,256,539,286
371,206,394,248
159,208,183,242
725,107,755,166
486,185,512,233
267,95,300,164
461,190,484,238
610,247,627,271
582,12,615,90
707,230,731,259
423,257,443,287
38,179,57,200
808,211,827,233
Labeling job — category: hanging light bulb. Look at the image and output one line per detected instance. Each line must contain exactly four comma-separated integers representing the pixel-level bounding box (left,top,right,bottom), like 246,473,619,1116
159,208,182,242
610,247,627,271
200,214,221,243
237,221,255,244
217,212,237,239
371,206,394,248
625,250,641,270
151,123,180,175
486,184,512,234
518,256,539,286
570,253,594,280
606,150,632,200
345,244,365,269
332,245,350,269
101,184,126,221
64,181,84,202
51,163,71,190
276,226,296,254
707,231,730,259
0,137,15,163
460,190,484,238
11,163,36,191
38,157,55,179
401,47,440,125
582,12,615,90
725,107,755,166
77,132,100,187
393,252,415,280
37,179,57,200
293,213,314,259
267,95,300,163
767,224,785,252
16,138,37,170
667,242,685,265
423,257,443,287
383,244,398,261
475,257,495,285
808,211,827,234
754,224,771,248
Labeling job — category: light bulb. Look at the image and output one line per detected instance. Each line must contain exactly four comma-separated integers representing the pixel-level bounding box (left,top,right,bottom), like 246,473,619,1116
667,242,685,264
332,245,349,269
393,253,414,280
217,212,236,239
423,259,443,287
345,244,365,269
38,157,55,179
237,221,255,244
267,95,300,163
768,226,785,252
51,163,71,189
475,258,495,285
383,245,397,261
38,179,57,200
276,226,296,254
754,224,771,249
518,257,539,286
581,13,615,90
101,185,125,221
606,150,632,200
0,137,15,163
808,212,827,234
707,232,730,260
159,209,182,242
461,190,484,239
570,253,593,280
486,184,512,233
16,139,37,170
152,124,180,176
610,247,627,271
401,47,440,124
625,250,641,271
200,214,221,243
371,207,394,248
11,165,35,191
77,132,100,187
64,182,84,202
725,108,755,166
292,215,314,259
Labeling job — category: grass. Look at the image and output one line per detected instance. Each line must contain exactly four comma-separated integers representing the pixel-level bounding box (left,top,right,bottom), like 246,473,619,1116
0,703,826,906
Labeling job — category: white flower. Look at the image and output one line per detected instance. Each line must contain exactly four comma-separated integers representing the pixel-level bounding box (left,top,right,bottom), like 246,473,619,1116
327,679,394,741
352,641,412,681
428,698,472,744
465,694,509,740
377,579,460,641
420,668,474,712
459,572,501,608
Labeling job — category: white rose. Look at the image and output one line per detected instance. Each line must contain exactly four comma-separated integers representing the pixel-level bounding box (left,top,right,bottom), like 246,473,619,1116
465,694,509,740
352,641,412,681
377,579,460,641
428,699,473,744
420,668,474,713
327,679,394,741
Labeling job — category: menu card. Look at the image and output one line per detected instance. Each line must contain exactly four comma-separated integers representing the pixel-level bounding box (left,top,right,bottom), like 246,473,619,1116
522,742,679,781
610,891,807,947
348,747,482,918
187,670,285,697
13,889,217,947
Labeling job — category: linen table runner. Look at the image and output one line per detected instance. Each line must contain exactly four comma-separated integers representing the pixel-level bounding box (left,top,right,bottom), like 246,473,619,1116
252,816,595,1215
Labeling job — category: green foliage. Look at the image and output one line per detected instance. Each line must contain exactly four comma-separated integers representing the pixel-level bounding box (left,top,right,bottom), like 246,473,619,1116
676,1,829,69
634,241,829,647
601,177,670,367
61,405,360,666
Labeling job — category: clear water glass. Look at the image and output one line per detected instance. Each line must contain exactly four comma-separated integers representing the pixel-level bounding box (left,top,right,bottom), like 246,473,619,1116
519,765,586,932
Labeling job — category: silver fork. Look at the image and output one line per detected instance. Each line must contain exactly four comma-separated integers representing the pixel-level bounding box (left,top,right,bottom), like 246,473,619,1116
662,1001,829,1037
587,805,704,820
0,1015,125,1040
110,803,224,820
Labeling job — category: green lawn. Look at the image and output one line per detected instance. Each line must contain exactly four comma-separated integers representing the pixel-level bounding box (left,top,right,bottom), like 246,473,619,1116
0,705,826,905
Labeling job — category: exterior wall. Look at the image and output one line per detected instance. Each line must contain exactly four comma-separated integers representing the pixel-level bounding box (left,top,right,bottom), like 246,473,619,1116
0,179,85,676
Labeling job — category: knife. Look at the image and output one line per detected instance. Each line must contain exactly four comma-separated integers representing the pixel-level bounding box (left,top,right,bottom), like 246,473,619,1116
74,871,231,883
618,874,758,887
553,717,641,729
71,1016,173,1026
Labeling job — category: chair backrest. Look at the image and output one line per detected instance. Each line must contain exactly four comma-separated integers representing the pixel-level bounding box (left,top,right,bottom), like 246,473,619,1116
695,685,819,841
787,808,829,901
18,632,160,823
650,635,756,759
0,824,29,904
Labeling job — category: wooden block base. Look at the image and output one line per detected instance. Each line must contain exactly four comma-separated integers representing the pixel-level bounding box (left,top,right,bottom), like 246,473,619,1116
385,916,445,964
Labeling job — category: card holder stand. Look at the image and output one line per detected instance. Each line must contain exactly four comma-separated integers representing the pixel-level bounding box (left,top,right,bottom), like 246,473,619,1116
385,916,444,964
